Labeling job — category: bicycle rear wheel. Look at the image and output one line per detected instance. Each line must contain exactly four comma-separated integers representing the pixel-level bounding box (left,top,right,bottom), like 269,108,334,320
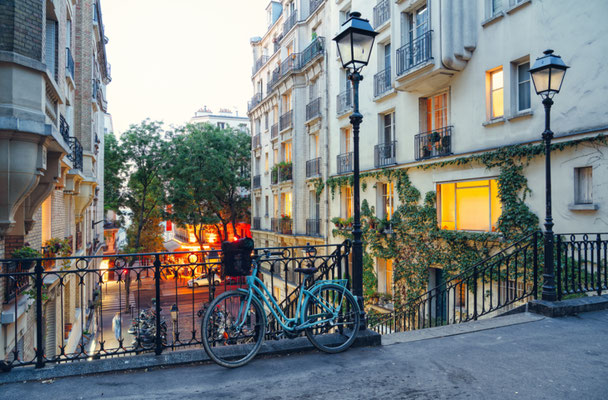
201,290,266,368
304,284,360,353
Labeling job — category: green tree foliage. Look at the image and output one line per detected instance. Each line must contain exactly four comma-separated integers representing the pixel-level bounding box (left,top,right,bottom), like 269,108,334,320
103,131,125,213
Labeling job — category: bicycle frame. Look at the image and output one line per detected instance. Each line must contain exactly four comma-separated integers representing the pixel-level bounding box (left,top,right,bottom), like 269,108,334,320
233,260,350,333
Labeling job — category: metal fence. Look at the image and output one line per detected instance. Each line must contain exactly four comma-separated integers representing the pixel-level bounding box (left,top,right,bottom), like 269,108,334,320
557,233,607,299
374,141,397,167
373,67,392,97
396,30,432,76
415,126,453,161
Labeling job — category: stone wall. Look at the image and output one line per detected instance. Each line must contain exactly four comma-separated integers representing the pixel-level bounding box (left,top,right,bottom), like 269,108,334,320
25,207,42,249
0,0,43,61
51,189,66,239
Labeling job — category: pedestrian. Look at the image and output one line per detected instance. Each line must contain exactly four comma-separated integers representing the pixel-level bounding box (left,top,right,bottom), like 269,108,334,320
112,312,122,342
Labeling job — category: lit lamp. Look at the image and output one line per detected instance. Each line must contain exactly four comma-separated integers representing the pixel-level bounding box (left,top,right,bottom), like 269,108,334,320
529,49,569,302
334,12,377,326
170,304,179,349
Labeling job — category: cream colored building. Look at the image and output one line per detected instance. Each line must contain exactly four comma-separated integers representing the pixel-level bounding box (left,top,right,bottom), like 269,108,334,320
190,106,250,134
0,0,109,364
249,0,608,305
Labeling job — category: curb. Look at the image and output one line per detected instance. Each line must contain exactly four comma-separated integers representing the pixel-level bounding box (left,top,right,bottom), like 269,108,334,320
528,294,608,317
0,330,380,385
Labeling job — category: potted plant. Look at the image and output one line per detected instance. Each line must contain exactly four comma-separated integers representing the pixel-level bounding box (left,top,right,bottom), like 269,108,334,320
369,291,380,305
430,131,441,143
382,293,393,305
440,135,450,151
11,246,41,270
44,237,72,270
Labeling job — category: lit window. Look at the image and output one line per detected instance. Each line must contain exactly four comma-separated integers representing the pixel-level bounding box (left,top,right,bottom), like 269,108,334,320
282,192,292,217
489,68,504,119
264,153,269,172
283,141,292,162
380,182,394,219
437,179,502,232
574,167,592,204
517,62,531,111
377,258,393,296
343,186,353,219
425,92,448,131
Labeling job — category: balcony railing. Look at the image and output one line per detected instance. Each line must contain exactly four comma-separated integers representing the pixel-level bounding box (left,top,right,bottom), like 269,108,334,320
252,217,261,230
279,110,293,131
374,66,392,97
271,123,279,139
248,92,263,111
280,55,297,77
271,217,280,232
279,218,293,235
3,261,32,303
309,0,324,16
59,114,70,143
252,174,261,189
92,79,99,99
306,157,321,178
337,88,353,115
396,30,433,76
374,141,397,168
65,47,74,80
252,55,270,76
337,152,353,174
68,137,83,171
306,218,321,237
373,0,391,28
278,162,293,182
306,97,321,121
252,134,261,148
299,36,324,68
283,11,297,36
415,126,453,161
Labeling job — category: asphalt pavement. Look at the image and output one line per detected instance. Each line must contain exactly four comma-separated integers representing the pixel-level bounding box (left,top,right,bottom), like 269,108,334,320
1,310,607,399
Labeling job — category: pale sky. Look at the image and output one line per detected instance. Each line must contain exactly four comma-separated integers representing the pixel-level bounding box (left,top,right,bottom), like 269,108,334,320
102,0,269,135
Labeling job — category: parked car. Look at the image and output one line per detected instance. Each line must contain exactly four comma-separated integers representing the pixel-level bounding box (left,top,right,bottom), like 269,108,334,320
187,273,222,288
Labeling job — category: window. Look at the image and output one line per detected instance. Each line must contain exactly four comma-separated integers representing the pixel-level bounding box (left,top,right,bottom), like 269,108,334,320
264,113,269,130
282,92,292,112
282,141,292,162
45,19,58,79
574,167,593,204
254,196,260,217
281,192,292,217
379,182,394,219
516,62,531,112
384,42,391,71
491,0,503,15
309,134,319,158
309,191,320,219
380,112,395,144
341,127,351,153
273,148,279,165
377,258,394,295
255,119,261,134
255,156,261,174
424,92,448,131
265,196,269,216
487,67,504,119
437,179,502,232
264,152,269,173
217,122,226,129
273,194,278,216
342,186,353,219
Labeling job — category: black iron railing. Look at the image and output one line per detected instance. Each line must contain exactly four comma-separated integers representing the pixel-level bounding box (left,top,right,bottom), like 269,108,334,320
279,110,293,131
92,79,99,100
337,88,353,115
374,67,391,97
271,123,279,139
396,30,433,76
306,97,321,121
252,55,270,76
280,55,297,77
299,37,324,68
68,137,83,171
374,141,397,167
278,162,292,182
248,92,263,112
271,217,280,232
283,11,298,36
373,0,390,28
309,0,324,16
556,233,607,300
65,47,74,79
279,218,293,234
59,114,70,143
415,126,453,160
306,157,321,178
252,174,261,189
370,232,540,334
337,152,353,174
252,217,261,230
306,219,321,237
252,134,261,148
0,241,350,370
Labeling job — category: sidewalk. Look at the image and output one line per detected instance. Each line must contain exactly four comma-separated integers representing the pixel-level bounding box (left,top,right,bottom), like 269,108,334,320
1,309,607,399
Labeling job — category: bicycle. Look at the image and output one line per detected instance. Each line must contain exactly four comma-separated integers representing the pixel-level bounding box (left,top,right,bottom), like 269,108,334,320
201,244,360,368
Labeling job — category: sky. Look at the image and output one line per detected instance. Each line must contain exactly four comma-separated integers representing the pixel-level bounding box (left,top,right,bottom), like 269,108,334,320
101,0,269,135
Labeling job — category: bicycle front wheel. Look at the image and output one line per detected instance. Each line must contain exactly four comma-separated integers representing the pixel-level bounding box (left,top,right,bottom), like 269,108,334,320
201,290,266,368
304,284,360,353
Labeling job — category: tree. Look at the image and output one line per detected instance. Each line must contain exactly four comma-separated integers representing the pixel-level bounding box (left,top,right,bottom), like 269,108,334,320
104,131,125,213
165,123,250,246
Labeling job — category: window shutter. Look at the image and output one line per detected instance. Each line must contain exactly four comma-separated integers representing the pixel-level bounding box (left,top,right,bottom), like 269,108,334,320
45,20,57,79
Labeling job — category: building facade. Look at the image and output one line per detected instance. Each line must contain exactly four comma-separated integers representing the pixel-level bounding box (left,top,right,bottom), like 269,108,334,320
249,0,608,307
190,106,250,134
0,0,110,363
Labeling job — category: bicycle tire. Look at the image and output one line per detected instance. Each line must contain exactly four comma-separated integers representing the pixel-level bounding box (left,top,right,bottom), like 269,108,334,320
201,290,266,368
304,284,360,353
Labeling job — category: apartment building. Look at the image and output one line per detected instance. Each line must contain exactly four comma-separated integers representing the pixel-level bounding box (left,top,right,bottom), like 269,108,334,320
190,106,250,134
0,0,110,363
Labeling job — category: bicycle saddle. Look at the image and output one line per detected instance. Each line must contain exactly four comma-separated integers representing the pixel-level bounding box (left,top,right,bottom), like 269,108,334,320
294,267,318,275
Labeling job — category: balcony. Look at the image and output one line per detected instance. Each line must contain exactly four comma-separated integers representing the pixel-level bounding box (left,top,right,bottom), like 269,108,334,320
59,114,70,143
278,162,292,182
336,88,353,115
271,217,280,232
415,126,453,161
252,217,261,230
76,231,83,251
65,47,74,80
373,0,390,29
279,55,297,77
306,97,321,121
252,134,261,149
252,174,261,189
283,11,297,36
68,137,83,171
92,79,99,99
252,55,270,76
309,0,324,16
373,67,392,98
248,92,263,112
299,37,324,69
337,152,353,174
279,110,293,131
306,218,321,237
374,141,397,168
3,261,32,304
396,30,433,77
271,123,279,140
279,218,293,235
306,157,321,178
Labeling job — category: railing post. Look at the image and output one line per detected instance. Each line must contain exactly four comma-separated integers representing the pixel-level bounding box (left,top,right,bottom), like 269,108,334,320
473,265,478,321
35,260,45,369
597,234,602,296
556,234,562,301
154,255,163,355
533,231,539,299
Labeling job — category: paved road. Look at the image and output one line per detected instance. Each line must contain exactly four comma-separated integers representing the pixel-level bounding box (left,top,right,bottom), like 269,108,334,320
2,310,607,399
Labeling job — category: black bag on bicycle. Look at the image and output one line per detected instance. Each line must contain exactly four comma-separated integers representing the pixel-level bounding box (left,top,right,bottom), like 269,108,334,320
221,237,255,277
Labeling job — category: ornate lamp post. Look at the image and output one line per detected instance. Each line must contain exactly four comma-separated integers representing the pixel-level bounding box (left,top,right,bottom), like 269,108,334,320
334,12,377,323
529,49,569,301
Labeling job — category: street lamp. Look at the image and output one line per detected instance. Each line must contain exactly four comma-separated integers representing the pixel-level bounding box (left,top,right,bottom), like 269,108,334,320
170,303,179,349
334,12,377,324
529,49,569,302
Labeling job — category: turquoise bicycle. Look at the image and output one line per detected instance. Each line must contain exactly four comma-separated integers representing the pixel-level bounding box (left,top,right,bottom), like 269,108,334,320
201,243,360,368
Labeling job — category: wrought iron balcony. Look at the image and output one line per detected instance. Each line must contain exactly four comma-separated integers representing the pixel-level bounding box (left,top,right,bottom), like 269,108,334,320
252,55,270,76
278,162,293,182
337,88,353,115
252,216,261,230
374,141,397,168
3,260,32,303
374,67,392,97
271,123,279,139
337,152,353,174
65,47,74,80
415,126,453,161
279,110,293,131
92,79,99,99
252,174,261,189
306,157,321,178
248,92,263,111
309,0,324,16
306,218,321,237
306,97,321,121
373,0,390,28
396,30,432,76
283,11,297,36
279,55,297,77
59,114,70,143
271,217,280,232
252,134,261,149
68,137,83,171
279,218,293,234
299,37,324,69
